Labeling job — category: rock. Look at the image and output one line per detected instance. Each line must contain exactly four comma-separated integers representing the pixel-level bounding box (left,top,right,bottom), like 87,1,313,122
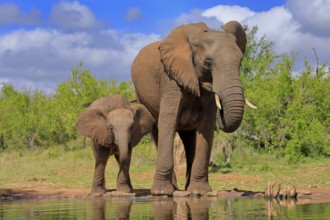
297,190,312,199
229,190,244,197
297,190,312,195
217,190,244,198
105,191,135,197
204,191,218,197
89,193,104,198
253,192,264,198
173,191,191,197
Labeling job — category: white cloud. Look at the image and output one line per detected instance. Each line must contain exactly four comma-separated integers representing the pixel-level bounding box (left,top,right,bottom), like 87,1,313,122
202,5,255,24
0,3,41,26
51,1,100,29
243,5,330,69
243,7,301,53
196,4,330,71
285,0,330,36
2,1,329,93
0,28,160,91
174,9,221,29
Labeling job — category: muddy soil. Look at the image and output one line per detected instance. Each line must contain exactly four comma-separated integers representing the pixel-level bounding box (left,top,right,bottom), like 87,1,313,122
1,187,330,204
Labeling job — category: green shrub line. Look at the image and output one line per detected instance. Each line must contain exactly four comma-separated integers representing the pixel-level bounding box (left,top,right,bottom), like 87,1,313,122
0,26,329,163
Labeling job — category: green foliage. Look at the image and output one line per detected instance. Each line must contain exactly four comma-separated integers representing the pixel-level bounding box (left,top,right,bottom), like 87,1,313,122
0,27,329,164
0,85,54,150
230,26,330,162
0,62,136,150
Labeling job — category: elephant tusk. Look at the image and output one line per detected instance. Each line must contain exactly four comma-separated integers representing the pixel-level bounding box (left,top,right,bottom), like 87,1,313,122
215,95,222,110
245,98,257,109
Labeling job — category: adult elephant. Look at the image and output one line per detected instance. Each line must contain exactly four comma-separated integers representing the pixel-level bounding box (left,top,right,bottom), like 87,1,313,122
131,21,248,196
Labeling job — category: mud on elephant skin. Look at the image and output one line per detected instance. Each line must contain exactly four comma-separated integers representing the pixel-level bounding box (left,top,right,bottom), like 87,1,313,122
76,94,154,196
131,21,250,196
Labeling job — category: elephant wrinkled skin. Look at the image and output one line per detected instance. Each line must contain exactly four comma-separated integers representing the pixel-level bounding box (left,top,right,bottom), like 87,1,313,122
131,21,247,195
76,94,154,195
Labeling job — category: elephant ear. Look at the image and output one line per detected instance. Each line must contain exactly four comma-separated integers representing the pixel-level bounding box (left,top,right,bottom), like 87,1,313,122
159,22,209,97
222,20,247,54
130,104,155,148
76,107,113,146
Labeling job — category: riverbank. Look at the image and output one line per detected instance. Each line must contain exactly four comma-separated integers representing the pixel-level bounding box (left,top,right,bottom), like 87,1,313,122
1,142,329,202
1,187,330,205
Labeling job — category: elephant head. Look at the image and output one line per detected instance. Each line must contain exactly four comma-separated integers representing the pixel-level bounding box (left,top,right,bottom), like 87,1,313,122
76,94,154,162
159,21,247,132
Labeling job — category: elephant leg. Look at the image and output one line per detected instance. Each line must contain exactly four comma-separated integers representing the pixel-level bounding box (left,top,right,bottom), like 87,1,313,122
152,126,178,190
91,142,111,195
151,89,181,196
91,143,107,189
178,129,196,190
187,107,216,195
151,126,176,195
114,150,133,193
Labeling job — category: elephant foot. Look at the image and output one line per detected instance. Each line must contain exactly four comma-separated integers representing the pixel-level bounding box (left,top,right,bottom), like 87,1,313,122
151,179,175,196
187,181,212,196
117,182,133,193
90,186,106,197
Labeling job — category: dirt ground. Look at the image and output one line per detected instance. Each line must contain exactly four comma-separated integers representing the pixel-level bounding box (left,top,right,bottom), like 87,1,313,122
1,186,330,204
1,167,330,203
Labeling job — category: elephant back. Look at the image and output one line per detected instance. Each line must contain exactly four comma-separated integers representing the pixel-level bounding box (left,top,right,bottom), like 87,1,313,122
131,41,163,118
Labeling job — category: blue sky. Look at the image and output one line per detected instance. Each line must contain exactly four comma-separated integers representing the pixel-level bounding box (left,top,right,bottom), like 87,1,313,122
0,0,329,93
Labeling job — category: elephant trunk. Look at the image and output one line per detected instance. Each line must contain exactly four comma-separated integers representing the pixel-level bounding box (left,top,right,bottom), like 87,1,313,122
213,65,245,133
116,133,131,166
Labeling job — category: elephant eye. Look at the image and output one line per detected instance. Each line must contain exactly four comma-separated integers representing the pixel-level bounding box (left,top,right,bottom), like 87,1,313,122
204,61,212,70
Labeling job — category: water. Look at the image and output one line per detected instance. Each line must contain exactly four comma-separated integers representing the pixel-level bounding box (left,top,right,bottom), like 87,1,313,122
1,196,330,219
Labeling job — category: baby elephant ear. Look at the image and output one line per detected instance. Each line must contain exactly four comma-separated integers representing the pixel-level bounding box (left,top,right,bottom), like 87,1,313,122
222,20,247,54
159,22,209,97
76,108,113,145
130,104,155,147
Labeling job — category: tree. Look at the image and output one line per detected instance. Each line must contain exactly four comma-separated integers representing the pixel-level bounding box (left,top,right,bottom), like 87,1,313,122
0,62,137,150
226,26,330,162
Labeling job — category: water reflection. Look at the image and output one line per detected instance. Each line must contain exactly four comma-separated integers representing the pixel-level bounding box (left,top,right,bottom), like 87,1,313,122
1,195,330,219
265,198,297,218
89,196,322,220
91,196,214,220
91,197,132,219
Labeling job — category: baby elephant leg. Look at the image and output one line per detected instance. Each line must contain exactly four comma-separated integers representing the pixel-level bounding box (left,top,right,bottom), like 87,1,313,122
115,151,133,193
91,143,111,195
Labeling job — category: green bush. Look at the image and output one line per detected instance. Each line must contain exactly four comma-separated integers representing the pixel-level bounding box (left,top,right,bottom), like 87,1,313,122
0,62,137,150
0,27,329,164
228,26,330,162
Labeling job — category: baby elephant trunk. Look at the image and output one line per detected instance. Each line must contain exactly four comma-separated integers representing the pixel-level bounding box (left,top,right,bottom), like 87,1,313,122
116,133,131,166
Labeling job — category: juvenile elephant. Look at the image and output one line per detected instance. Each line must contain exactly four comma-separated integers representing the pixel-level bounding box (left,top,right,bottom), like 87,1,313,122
131,21,248,195
76,94,154,195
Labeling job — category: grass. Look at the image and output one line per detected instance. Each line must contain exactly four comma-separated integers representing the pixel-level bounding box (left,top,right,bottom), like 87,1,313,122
0,138,329,192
